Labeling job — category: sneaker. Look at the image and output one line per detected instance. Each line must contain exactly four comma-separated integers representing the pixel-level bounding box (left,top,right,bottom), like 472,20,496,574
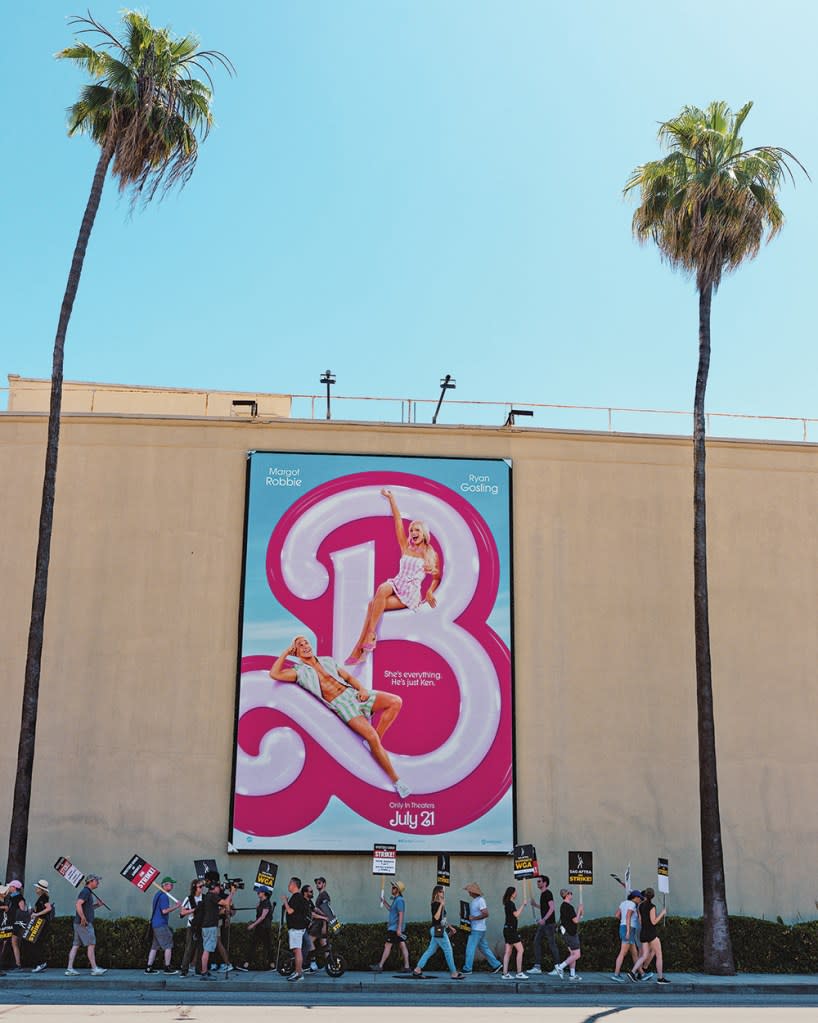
491,964,504,974
163,967,179,975
502,972,513,979
626,970,638,982
528,965,542,974
552,964,565,979
287,972,303,983
65,968,79,976
90,967,107,976
515,972,528,979
611,973,625,982
235,964,249,972
369,963,383,972
145,966,158,974
568,974,581,981
547,967,561,977
32,964,48,974
641,971,655,982
309,962,319,972
210,964,218,972
656,976,671,985
461,968,472,974
179,971,189,977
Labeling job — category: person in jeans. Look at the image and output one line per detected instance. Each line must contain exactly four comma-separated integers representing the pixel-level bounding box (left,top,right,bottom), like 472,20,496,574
179,879,205,976
461,882,503,974
528,876,558,974
413,886,465,979
65,874,107,976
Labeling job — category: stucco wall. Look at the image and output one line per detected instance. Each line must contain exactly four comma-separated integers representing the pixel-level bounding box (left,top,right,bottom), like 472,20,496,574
1,412,816,929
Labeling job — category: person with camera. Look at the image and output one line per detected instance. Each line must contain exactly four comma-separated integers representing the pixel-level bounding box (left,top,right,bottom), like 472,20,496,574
243,887,273,971
282,877,311,982
199,878,237,980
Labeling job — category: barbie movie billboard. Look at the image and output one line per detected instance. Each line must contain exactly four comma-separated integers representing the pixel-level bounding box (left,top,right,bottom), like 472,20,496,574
230,453,513,852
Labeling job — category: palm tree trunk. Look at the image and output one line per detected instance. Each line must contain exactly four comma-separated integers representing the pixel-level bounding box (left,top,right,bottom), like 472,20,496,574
694,281,735,974
5,137,114,884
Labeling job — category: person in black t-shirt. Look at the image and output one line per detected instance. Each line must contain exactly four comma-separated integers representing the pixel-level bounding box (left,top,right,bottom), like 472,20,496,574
199,880,236,979
501,886,527,979
3,881,26,970
630,887,669,983
243,888,273,971
283,877,310,982
30,881,54,973
553,888,584,980
529,875,558,973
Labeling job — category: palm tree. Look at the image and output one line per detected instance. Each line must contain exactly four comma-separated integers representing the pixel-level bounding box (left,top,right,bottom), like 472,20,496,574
5,11,232,884
624,101,806,973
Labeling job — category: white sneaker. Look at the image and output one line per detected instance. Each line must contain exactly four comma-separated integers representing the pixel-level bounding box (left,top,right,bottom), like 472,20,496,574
515,972,528,979
65,968,79,976
91,967,107,976
32,963,48,974
501,972,513,979
394,780,411,799
551,964,565,978
568,974,581,981
309,962,319,972
528,965,542,974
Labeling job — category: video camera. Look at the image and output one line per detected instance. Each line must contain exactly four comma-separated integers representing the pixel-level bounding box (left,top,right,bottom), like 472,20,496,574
223,874,245,890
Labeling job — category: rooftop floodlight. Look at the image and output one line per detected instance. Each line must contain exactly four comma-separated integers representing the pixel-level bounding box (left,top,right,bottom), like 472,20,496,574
231,399,258,417
432,374,456,424
320,370,336,420
504,408,534,427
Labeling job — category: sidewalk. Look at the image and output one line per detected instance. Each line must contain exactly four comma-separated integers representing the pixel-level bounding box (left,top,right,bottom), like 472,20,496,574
2,968,818,996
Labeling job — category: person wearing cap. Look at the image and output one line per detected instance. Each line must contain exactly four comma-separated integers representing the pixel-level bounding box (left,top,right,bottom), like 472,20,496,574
552,888,584,980
461,882,503,974
630,887,670,984
611,890,643,981
370,880,411,973
30,881,54,973
243,886,273,971
66,874,107,976
145,876,181,975
3,880,26,971
199,878,238,980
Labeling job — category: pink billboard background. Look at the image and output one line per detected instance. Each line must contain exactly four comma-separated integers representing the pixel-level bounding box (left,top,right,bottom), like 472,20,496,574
231,457,513,852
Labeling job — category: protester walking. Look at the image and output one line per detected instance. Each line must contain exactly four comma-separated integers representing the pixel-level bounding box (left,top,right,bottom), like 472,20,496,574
461,882,503,974
145,877,181,975
30,881,54,973
243,887,273,971
179,879,204,977
65,874,107,976
528,875,558,974
631,887,670,984
552,888,583,980
611,890,642,981
501,886,527,979
413,885,465,979
370,880,411,974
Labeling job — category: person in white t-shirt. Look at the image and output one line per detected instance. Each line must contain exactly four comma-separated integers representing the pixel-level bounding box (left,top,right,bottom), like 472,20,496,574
611,890,642,981
461,883,502,974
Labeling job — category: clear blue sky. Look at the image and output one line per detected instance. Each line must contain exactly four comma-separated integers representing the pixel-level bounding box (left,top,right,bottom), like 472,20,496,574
2,0,816,427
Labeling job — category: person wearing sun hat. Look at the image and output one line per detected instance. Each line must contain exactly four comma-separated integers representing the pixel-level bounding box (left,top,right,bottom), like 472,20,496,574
145,876,181,975
66,873,107,975
30,880,54,973
461,882,503,974
370,880,411,973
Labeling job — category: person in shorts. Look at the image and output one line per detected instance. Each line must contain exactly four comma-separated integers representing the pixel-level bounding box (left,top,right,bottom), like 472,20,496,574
145,876,181,974
283,877,311,982
370,880,411,973
611,890,642,981
199,879,236,980
65,874,107,976
552,888,584,980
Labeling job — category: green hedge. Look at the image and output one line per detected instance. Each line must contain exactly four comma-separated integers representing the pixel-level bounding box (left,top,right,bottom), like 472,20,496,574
13,916,818,973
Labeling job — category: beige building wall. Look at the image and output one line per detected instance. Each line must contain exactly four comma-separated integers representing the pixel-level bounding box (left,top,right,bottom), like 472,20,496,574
1,410,816,928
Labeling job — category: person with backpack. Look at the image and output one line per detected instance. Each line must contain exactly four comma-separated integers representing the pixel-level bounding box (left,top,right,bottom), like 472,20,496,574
144,877,181,975
30,881,55,973
178,879,205,977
